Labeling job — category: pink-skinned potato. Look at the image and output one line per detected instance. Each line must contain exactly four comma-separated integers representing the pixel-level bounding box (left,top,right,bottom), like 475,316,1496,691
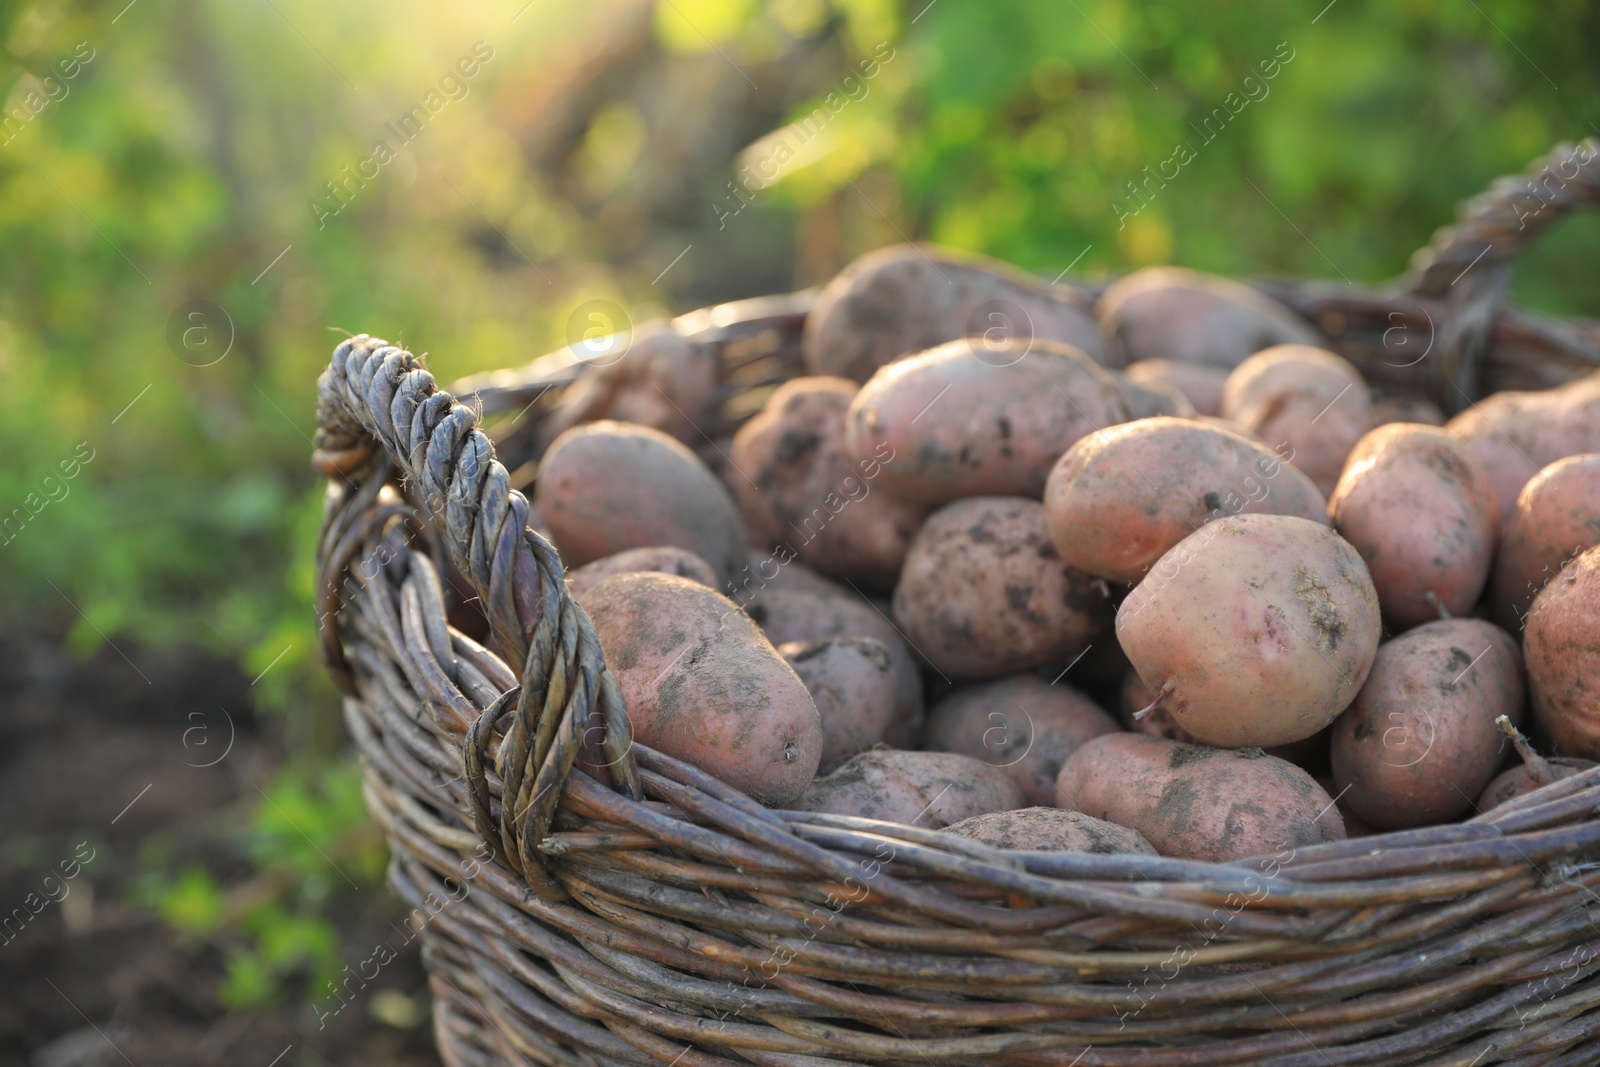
745,584,925,749
538,421,746,587
893,497,1112,681
1055,734,1345,862
1525,545,1600,759
779,637,897,772
802,243,1109,382
1117,513,1381,748
566,546,718,598
1222,345,1372,496
1445,372,1600,522
730,376,926,589
1327,424,1500,630
1096,267,1322,370
925,674,1120,806
845,338,1128,505
1044,417,1329,585
578,573,822,805
793,749,1024,828
1489,455,1600,633
1124,359,1229,416
535,321,716,447
942,807,1156,854
1330,619,1523,830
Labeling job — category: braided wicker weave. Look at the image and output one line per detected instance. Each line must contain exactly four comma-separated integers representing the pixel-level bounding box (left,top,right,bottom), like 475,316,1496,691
314,140,1600,1067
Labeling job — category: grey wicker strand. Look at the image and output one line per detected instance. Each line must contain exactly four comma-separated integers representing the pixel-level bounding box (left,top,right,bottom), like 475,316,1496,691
313,334,642,895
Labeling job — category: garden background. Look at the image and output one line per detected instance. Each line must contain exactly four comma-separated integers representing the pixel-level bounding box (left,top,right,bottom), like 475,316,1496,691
2,0,1597,1062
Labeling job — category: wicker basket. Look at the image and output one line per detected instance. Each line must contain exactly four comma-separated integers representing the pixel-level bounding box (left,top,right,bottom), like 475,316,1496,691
313,140,1600,1067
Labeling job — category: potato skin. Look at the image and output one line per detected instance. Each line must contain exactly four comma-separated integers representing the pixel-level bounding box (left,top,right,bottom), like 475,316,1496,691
1525,546,1600,759
538,321,716,447
779,637,897,772
1096,267,1321,370
803,244,1108,382
1054,734,1344,862
793,749,1024,828
1044,417,1329,585
1327,424,1501,630
1445,372,1600,521
730,377,926,589
846,338,1128,505
1222,345,1372,496
745,585,925,749
579,573,822,805
1124,359,1229,417
1489,455,1600,633
893,497,1112,681
1330,619,1524,830
537,421,746,587
925,675,1120,806
1117,514,1381,748
566,546,718,598
942,807,1155,854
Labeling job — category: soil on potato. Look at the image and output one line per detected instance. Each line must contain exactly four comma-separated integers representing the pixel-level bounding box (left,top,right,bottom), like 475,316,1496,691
0,638,441,1067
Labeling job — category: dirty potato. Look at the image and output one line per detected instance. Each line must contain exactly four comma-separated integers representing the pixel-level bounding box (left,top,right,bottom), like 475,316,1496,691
846,338,1128,505
779,637,897,772
1222,345,1372,496
1489,455,1600,632
793,749,1024,828
925,674,1121,806
1116,514,1381,749
893,497,1113,681
942,807,1156,854
1096,267,1322,369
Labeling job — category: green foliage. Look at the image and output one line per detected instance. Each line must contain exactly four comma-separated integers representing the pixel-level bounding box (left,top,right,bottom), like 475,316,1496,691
132,759,378,1008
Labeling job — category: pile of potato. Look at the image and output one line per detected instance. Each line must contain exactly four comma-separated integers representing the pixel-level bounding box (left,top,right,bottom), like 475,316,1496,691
529,244,1600,864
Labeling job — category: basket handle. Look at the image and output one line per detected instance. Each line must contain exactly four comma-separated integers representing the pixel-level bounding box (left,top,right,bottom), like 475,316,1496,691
1403,137,1600,402
313,335,642,899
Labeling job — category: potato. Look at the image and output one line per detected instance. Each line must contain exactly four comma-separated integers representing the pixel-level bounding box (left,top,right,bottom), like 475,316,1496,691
744,585,925,749
845,338,1128,505
1044,417,1329,585
1117,514,1380,748
942,807,1156,854
1371,394,1445,428
893,497,1112,681
925,675,1120,806
793,749,1023,828
802,244,1107,382
1525,545,1600,759
1488,455,1600,633
579,573,822,805
1113,374,1196,420
566,546,717,598
540,321,716,447
728,377,926,589
1055,735,1344,862
1478,717,1595,811
538,421,746,587
1123,359,1229,416
1222,345,1372,496
779,637,896,772
1096,267,1322,370
1330,619,1523,830
1445,372,1600,521
1327,424,1500,630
